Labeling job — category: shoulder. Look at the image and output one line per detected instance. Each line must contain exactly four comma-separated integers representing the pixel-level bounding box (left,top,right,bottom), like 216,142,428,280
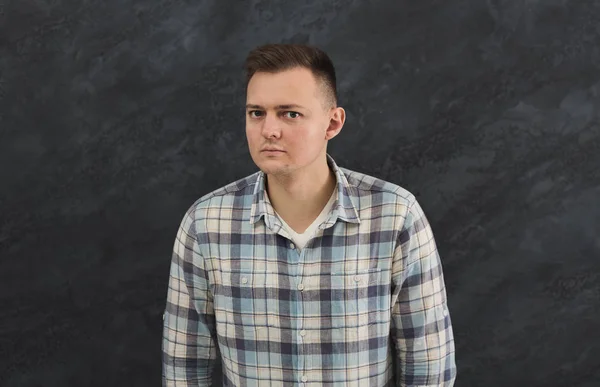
184,171,261,216
339,166,417,209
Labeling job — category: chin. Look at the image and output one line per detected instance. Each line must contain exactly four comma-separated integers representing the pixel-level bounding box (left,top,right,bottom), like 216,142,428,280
256,163,283,175
256,161,290,176
252,151,293,173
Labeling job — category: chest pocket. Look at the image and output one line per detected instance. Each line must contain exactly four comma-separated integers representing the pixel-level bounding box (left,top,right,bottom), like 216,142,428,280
328,268,382,329
214,270,277,332
213,270,280,366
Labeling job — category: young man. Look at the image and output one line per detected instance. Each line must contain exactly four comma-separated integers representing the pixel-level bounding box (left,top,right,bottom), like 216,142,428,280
162,43,457,386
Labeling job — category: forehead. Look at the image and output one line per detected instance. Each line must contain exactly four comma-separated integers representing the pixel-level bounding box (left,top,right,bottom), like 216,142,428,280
246,67,321,106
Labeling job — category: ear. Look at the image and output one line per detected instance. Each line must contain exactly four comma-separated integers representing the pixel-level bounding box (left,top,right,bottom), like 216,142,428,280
325,107,345,140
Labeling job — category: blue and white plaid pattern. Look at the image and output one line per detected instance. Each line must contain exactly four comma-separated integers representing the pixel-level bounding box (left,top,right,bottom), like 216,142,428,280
162,154,456,386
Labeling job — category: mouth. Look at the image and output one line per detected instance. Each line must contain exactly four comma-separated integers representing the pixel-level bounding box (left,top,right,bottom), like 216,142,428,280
261,149,285,157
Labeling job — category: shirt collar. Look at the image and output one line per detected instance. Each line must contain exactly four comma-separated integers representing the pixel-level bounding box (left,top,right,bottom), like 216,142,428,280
249,153,361,232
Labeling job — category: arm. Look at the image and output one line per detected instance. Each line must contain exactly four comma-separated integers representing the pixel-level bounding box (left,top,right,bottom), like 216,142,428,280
162,207,219,386
390,197,457,387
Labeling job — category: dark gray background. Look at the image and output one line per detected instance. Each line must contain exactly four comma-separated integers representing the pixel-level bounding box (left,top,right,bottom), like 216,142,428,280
2,0,599,386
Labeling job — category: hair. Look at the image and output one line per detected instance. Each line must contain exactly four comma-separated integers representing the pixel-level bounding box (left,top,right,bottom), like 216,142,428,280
244,43,338,109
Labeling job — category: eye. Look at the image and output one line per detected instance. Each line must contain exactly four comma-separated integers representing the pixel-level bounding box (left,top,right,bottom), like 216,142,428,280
284,111,301,119
248,111,301,119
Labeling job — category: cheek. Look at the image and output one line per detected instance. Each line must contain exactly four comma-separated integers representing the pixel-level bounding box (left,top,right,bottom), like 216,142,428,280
245,126,259,143
299,126,325,144
289,130,321,156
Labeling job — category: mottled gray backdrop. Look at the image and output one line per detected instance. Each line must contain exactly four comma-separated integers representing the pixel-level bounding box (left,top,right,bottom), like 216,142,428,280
1,0,599,386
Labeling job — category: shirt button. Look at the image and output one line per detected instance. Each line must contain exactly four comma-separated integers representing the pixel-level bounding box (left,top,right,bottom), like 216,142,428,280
290,242,296,249
354,275,361,282
443,307,449,316
300,330,306,337
241,277,248,284
297,283,304,291
301,375,308,382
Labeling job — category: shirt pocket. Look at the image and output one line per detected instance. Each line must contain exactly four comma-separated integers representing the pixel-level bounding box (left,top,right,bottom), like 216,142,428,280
214,269,281,366
215,269,277,336
328,267,382,330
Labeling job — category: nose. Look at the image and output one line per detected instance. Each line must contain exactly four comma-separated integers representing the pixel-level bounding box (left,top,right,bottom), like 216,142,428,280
261,112,281,139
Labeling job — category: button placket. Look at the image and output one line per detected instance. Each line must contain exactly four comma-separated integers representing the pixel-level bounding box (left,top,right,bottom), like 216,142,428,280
296,246,306,381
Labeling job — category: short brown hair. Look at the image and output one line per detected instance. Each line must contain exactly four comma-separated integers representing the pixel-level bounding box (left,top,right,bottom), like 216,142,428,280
244,43,338,109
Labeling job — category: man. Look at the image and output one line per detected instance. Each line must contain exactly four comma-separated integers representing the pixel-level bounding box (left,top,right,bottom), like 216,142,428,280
162,43,457,386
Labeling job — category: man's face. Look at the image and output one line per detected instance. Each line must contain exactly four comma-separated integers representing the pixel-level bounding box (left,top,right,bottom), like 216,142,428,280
245,67,343,177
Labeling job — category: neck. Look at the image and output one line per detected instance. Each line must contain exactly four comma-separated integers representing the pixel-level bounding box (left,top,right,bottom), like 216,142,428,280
265,156,336,224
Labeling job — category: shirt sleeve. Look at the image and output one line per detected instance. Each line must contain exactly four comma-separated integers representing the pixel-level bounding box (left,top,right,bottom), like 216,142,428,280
161,207,219,386
390,197,457,387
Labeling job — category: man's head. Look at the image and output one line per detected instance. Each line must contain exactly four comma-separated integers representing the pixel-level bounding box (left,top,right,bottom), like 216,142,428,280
244,43,345,177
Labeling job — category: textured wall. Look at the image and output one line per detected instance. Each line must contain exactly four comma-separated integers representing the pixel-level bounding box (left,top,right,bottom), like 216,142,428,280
2,0,599,386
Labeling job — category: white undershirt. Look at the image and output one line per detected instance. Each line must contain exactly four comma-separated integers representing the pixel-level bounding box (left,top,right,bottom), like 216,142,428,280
274,186,337,250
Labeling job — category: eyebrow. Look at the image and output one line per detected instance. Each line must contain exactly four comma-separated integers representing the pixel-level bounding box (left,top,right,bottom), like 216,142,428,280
245,104,307,110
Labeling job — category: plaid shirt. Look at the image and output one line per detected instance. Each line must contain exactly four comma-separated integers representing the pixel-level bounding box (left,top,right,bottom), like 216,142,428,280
162,154,456,386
